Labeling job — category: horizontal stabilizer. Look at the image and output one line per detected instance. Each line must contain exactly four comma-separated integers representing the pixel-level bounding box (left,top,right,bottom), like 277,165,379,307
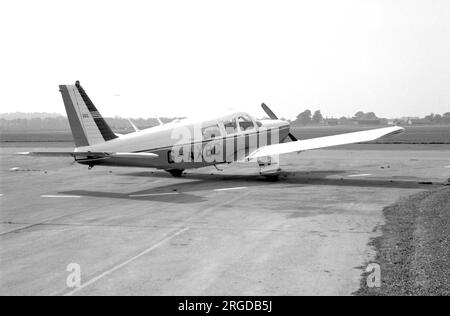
17,151,78,157
246,126,405,160
17,151,158,160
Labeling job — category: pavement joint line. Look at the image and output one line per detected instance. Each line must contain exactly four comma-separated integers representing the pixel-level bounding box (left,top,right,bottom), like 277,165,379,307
347,173,373,178
2,187,248,237
0,201,123,237
63,227,190,296
14,221,373,234
41,195,81,198
56,190,250,295
213,186,248,191
7,189,250,295
129,192,179,197
184,191,251,223
129,186,250,196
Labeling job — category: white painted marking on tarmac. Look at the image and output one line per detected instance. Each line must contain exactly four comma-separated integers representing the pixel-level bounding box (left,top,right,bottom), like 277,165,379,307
214,186,248,192
347,173,373,178
41,195,81,198
0,194,3,197
129,192,179,197
445,166,450,168
64,227,189,296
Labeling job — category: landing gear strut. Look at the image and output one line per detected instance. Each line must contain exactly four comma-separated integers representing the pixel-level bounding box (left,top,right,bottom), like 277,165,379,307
258,155,281,181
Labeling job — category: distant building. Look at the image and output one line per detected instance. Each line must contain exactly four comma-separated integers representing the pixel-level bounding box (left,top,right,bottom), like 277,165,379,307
338,117,355,125
388,119,404,125
323,118,339,126
407,119,432,125
354,119,381,125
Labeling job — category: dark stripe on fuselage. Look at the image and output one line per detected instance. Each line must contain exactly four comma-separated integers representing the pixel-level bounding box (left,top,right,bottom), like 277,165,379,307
257,130,260,148
133,126,290,154
245,133,249,157
233,135,238,161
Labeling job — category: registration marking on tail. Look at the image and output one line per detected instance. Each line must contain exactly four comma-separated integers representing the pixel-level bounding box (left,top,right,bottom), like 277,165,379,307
347,173,373,178
40,195,81,198
129,192,180,197
214,186,248,192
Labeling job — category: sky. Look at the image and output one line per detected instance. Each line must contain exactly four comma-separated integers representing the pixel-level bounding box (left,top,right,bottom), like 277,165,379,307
0,0,449,120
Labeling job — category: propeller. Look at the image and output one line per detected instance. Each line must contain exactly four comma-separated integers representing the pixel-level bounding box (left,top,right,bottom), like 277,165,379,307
261,103,298,142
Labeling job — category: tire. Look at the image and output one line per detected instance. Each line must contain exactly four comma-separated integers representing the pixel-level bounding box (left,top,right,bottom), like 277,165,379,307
167,169,184,177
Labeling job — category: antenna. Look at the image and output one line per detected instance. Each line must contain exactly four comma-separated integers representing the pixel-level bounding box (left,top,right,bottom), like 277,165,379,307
127,118,140,132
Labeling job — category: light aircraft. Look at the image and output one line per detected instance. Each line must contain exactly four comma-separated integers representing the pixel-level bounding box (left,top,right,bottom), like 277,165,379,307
19,81,404,179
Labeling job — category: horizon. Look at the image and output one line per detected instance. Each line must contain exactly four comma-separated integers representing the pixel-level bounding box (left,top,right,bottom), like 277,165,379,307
0,110,448,121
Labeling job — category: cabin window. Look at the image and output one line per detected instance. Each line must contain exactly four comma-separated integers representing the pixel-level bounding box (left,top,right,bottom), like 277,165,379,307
238,115,255,132
202,125,221,140
223,119,238,135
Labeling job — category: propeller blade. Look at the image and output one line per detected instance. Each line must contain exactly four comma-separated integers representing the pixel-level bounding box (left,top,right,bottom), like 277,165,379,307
261,103,298,141
261,103,279,120
288,133,298,142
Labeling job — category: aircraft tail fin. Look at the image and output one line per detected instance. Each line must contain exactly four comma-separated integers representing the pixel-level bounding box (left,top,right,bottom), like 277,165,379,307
59,81,118,147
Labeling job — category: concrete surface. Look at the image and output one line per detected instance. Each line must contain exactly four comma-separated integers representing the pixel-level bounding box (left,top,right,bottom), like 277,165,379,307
0,144,449,295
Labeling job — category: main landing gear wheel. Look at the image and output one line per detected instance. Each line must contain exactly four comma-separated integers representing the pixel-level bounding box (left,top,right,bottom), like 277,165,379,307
167,169,185,177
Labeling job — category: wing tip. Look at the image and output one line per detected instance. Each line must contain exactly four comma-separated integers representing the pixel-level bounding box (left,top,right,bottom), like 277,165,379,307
384,125,405,137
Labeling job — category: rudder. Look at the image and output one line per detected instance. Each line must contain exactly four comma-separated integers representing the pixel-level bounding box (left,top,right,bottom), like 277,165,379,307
59,81,117,147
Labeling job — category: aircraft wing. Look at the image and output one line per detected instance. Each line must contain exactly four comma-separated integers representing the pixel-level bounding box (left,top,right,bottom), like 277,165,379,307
246,126,404,160
17,151,158,161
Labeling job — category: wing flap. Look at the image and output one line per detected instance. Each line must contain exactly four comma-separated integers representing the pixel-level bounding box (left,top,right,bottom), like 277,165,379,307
111,152,158,159
247,126,404,160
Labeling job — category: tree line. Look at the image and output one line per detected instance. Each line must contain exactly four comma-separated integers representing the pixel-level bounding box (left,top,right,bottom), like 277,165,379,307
291,110,450,125
0,116,178,131
1,111,450,131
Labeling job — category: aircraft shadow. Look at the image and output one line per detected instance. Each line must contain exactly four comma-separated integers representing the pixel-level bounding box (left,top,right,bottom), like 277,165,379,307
121,170,441,191
59,189,206,204
60,170,441,203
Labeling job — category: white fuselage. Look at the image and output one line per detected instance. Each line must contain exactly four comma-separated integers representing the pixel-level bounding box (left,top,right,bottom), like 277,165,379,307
75,112,290,171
